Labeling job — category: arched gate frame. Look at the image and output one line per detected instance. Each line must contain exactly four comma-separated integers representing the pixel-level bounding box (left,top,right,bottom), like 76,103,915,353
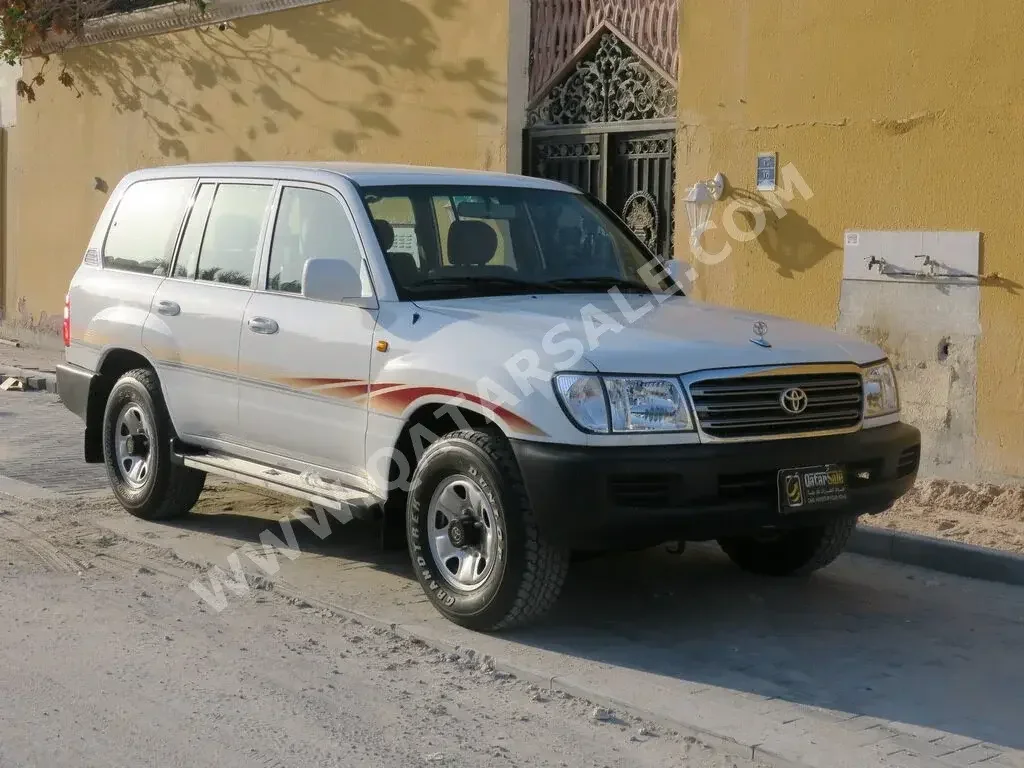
525,24,678,259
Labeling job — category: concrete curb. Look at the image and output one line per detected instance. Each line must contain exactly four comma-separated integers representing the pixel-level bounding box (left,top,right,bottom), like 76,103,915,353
850,525,1024,587
0,366,58,394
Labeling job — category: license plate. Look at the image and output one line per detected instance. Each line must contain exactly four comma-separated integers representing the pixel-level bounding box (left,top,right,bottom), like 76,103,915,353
778,464,848,512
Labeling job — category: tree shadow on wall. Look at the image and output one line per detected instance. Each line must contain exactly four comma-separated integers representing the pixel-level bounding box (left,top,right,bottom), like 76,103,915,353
728,188,840,278
57,0,503,161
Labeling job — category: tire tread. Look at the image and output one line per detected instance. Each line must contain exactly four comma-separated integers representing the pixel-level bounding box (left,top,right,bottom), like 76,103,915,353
417,429,569,631
719,515,857,577
105,368,205,520
794,514,857,575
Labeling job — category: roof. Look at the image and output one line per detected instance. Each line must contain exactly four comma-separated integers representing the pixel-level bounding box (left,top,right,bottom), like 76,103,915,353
127,161,577,192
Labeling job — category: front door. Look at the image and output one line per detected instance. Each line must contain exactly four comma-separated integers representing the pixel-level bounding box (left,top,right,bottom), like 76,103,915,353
236,184,377,482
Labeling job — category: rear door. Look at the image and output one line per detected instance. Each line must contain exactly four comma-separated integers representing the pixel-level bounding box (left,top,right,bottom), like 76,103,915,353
69,176,195,373
142,180,276,441
236,183,377,480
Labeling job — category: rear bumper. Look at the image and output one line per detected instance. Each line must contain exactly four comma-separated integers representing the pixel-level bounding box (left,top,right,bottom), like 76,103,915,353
57,363,106,463
511,423,921,550
56,363,94,421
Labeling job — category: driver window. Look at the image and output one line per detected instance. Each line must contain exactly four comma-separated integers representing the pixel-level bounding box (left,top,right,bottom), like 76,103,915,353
267,187,372,297
533,197,617,278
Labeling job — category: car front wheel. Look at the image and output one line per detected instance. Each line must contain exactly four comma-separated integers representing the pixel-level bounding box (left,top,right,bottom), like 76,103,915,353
717,515,858,577
407,429,570,631
102,368,205,520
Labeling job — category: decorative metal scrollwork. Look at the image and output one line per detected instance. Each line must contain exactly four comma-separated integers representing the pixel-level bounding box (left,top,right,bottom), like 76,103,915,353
622,191,660,251
617,137,673,158
535,141,601,161
534,140,600,177
528,32,678,127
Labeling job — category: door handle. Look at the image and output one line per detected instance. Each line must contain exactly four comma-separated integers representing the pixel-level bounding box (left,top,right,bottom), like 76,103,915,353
247,317,279,335
155,300,180,317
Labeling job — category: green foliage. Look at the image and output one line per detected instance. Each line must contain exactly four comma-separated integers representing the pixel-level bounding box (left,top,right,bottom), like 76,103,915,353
2,1,42,66
2,0,212,97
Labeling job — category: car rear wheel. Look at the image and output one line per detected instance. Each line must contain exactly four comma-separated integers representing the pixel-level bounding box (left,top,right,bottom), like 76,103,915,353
407,429,570,631
717,515,857,577
102,368,206,520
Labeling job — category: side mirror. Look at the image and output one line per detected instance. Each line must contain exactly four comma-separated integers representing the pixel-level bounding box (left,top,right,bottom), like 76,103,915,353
301,258,362,303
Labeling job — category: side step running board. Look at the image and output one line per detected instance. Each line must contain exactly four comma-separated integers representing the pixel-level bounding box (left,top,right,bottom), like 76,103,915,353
171,443,382,519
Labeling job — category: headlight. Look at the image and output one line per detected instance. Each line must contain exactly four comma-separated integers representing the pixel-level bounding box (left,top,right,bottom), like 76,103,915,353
605,377,692,432
553,374,693,433
863,361,899,418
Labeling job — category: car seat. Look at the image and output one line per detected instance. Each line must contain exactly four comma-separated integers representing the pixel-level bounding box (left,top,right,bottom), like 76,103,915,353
373,219,420,287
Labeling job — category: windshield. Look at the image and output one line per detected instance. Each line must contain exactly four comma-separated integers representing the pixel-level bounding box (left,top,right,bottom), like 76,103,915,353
357,184,675,300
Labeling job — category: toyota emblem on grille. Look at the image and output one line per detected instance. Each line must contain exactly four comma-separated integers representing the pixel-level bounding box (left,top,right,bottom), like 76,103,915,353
780,387,809,414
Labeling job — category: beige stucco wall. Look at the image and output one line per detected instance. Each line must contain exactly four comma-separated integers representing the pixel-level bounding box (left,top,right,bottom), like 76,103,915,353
0,63,22,128
2,0,512,339
675,0,1024,479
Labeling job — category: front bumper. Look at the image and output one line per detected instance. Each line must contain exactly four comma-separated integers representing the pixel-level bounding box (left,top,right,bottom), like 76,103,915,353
511,422,921,550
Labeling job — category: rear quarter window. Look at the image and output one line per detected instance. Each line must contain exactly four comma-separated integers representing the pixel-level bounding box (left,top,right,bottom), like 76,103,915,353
102,178,195,275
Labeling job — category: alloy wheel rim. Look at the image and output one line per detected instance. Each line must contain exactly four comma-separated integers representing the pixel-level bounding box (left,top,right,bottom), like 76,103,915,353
426,475,499,592
113,403,153,489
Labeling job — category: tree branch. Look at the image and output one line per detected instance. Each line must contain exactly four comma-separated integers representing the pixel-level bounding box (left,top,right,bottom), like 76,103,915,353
2,0,208,93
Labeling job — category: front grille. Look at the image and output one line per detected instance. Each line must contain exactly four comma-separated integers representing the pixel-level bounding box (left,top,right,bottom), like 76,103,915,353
608,474,677,508
689,372,863,440
897,445,921,477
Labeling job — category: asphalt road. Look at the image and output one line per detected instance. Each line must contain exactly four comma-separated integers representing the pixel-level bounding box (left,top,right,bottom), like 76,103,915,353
2,390,1023,768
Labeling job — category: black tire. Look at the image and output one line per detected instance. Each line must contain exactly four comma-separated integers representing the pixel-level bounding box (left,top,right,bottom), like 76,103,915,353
407,429,570,631
101,368,206,520
718,515,857,577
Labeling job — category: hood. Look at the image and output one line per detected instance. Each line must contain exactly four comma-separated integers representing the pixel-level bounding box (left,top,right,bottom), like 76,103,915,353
413,293,884,374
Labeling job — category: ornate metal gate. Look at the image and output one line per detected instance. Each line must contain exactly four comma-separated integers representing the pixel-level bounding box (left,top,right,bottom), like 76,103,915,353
525,28,678,259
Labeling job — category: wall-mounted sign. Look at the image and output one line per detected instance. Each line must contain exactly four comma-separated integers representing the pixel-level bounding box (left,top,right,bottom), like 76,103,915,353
756,152,777,191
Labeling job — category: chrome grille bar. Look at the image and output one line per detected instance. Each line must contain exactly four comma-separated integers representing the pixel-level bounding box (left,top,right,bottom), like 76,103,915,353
687,369,864,441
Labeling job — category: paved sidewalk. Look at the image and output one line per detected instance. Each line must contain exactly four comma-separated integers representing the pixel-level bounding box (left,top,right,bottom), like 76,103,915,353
0,340,62,370
0,341,61,392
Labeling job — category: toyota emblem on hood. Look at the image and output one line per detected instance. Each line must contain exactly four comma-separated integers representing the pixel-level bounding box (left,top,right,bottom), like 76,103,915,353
750,320,771,348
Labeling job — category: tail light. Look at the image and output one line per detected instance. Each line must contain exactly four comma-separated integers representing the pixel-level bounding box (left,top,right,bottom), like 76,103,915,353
62,293,71,347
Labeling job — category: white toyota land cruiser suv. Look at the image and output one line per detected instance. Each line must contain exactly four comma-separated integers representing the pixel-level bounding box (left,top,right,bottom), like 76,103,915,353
56,162,920,630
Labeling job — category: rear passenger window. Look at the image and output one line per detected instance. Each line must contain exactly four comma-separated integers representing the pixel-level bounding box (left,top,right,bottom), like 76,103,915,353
103,178,195,275
267,187,371,296
195,184,273,287
173,183,215,279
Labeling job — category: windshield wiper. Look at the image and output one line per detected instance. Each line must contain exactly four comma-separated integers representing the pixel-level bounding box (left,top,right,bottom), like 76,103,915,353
406,276,566,294
544,276,654,294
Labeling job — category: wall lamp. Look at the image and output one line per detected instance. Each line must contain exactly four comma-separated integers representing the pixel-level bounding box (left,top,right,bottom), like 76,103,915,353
683,172,725,248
